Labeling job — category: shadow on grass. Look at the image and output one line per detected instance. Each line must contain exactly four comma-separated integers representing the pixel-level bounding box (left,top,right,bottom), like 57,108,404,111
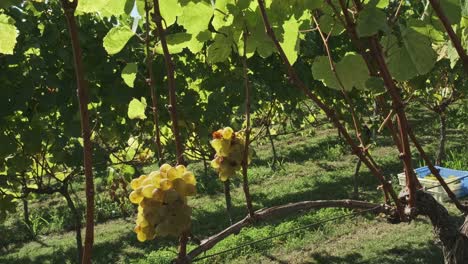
1,230,162,264
308,241,441,264
251,136,344,167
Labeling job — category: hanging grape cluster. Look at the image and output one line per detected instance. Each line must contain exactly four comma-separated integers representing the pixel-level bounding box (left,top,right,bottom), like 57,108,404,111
210,127,252,181
128,164,196,242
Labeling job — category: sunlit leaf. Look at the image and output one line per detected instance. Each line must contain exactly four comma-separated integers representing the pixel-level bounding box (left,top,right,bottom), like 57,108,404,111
122,63,138,88
103,26,134,55
0,14,18,55
128,98,147,120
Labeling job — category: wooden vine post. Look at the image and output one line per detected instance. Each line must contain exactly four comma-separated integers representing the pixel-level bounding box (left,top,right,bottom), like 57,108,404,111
152,0,188,262
60,0,95,263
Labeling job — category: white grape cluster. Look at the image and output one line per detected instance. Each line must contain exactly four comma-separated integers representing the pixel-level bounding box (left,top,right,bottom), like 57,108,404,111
129,164,196,242
210,127,251,181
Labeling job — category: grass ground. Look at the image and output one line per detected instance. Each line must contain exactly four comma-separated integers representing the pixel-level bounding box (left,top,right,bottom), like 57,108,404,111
1,115,467,264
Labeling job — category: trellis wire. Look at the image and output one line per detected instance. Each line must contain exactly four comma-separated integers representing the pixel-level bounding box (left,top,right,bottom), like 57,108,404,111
192,205,382,262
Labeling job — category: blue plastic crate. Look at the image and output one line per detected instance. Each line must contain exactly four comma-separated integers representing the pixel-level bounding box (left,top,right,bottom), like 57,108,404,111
398,166,468,202
414,166,468,196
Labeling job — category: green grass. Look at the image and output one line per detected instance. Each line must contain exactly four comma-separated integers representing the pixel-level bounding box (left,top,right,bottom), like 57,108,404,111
1,120,467,264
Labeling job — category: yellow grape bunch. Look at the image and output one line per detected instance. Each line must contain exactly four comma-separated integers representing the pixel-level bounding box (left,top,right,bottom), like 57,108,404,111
128,164,196,242
210,127,252,181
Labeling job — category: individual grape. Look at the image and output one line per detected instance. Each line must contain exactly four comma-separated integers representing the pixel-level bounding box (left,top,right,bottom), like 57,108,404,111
141,185,156,198
164,189,180,203
146,172,162,188
222,127,234,139
136,229,146,242
219,140,231,156
152,188,165,202
160,163,172,173
219,165,235,181
166,167,178,180
172,178,187,196
129,189,144,204
136,214,149,228
211,157,221,168
141,226,156,240
182,171,196,186
210,138,223,152
159,178,173,191
130,178,141,190
176,165,186,175
130,175,147,189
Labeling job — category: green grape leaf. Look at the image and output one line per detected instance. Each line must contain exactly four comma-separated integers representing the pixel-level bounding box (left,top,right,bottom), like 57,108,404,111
312,56,340,89
187,30,212,53
103,26,134,55
102,0,127,17
407,18,444,42
356,6,388,37
0,14,18,55
77,0,108,13
312,53,370,91
439,0,462,25
281,15,300,65
318,14,345,36
55,171,68,181
335,52,370,91
120,164,136,176
178,1,213,35
128,98,147,120
207,35,232,64
382,27,437,81
122,63,137,88
154,33,191,54
365,77,386,95
124,0,136,14
160,0,182,27
248,24,274,58
212,0,235,30
447,41,460,68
